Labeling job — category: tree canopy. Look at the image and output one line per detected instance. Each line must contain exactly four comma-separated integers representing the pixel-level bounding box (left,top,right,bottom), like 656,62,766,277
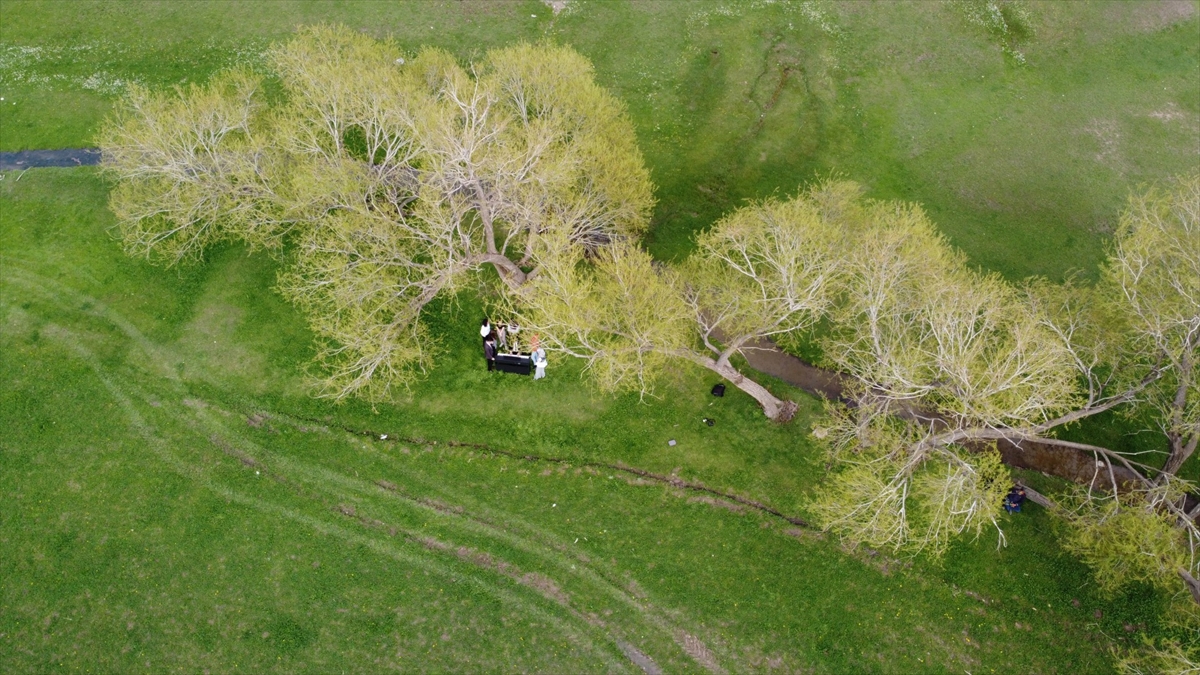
100,25,654,399
808,175,1200,615
510,181,864,421
99,28,1199,658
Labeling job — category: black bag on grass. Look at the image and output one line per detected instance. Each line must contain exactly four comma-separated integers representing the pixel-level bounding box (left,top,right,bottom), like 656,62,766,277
711,383,725,397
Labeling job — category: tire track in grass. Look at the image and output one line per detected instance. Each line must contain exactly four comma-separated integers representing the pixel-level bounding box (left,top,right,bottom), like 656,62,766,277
188,408,679,670
192,404,727,673
5,261,811,527
222,405,746,672
37,324,631,671
3,272,642,672
6,261,737,673
346,434,743,673
276,408,814,528
351,440,738,674
256,405,808,667
4,267,698,673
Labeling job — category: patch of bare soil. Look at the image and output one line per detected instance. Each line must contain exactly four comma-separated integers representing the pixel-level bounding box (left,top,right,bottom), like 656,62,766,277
542,0,569,14
1119,0,1196,33
1148,101,1189,122
208,434,262,469
519,572,570,606
1084,118,1122,167
687,495,748,514
675,631,727,675
417,535,574,607
418,497,465,515
784,527,826,542
617,640,663,675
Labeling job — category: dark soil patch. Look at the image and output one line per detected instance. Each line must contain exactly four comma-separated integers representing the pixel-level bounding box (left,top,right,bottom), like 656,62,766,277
0,148,101,170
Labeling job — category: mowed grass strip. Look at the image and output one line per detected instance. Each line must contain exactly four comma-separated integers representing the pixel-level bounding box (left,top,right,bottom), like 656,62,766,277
1,167,1169,672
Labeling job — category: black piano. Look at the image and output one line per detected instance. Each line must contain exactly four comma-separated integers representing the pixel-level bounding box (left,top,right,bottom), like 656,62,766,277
494,352,533,375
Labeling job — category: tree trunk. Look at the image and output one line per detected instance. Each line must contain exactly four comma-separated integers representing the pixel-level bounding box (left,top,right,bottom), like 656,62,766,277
476,253,528,290
1014,483,1058,511
1180,568,1200,606
1162,345,1196,477
1161,433,1198,477
687,353,796,423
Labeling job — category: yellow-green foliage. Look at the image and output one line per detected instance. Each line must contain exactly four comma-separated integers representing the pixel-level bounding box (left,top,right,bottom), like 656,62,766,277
1061,487,1190,597
908,448,1009,556
824,199,1078,430
809,457,912,552
98,69,285,263
1115,637,1200,675
808,187,1080,558
477,43,655,248
100,25,654,400
810,428,1009,557
1103,173,1200,443
1115,596,1200,675
275,208,442,400
509,241,691,397
685,180,859,351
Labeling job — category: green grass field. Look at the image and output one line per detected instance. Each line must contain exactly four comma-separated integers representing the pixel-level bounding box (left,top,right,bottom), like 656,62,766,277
2,1,1198,672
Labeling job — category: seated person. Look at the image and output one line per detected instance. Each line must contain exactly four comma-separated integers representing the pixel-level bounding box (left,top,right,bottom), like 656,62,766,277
1003,487,1027,513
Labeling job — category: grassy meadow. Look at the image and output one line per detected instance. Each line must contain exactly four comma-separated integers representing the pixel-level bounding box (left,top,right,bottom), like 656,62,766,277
2,1,1198,672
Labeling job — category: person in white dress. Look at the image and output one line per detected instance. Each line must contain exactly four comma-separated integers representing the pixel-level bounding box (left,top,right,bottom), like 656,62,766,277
531,334,547,380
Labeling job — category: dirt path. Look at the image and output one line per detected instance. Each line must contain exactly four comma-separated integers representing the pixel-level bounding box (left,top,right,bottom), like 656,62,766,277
279,409,816,530
0,148,101,170
738,336,847,401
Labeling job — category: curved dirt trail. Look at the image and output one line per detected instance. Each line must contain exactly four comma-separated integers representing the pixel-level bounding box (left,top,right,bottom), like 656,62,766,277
3,259,740,674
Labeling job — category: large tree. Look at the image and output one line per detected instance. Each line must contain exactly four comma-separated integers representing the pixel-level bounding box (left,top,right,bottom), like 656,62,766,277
100,25,654,399
809,175,1200,614
797,191,1082,553
1052,174,1200,616
98,69,287,262
509,180,863,421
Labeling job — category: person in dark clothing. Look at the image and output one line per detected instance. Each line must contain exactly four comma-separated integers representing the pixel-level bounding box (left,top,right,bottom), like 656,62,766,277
1004,487,1027,513
483,335,497,371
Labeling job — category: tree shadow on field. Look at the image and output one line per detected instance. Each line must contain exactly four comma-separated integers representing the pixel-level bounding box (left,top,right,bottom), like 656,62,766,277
644,11,847,262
